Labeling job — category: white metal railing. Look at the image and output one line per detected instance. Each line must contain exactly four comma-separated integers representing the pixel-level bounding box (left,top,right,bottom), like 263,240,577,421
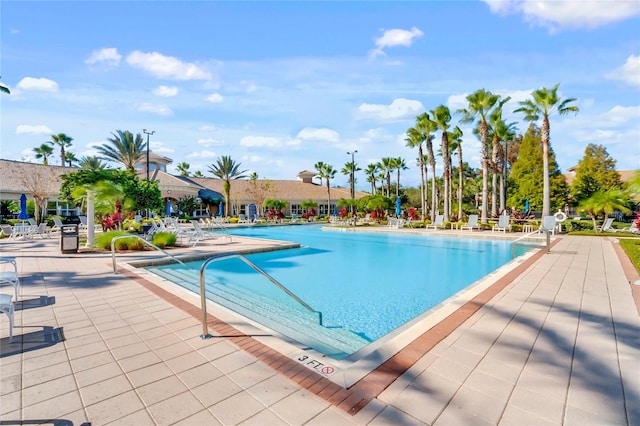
111,234,192,273
511,228,551,258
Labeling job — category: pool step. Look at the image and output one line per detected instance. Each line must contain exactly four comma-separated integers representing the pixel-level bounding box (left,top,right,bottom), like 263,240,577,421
148,267,368,358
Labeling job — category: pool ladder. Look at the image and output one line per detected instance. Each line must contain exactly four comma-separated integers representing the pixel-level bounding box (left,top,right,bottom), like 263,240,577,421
511,228,551,258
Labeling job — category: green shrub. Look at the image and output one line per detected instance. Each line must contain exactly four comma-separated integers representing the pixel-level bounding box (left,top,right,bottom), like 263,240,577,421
122,218,141,232
152,232,176,248
94,231,129,250
229,217,239,224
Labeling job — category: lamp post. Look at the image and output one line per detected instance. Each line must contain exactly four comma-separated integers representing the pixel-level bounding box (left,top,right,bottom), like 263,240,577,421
142,129,155,181
347,150,357,224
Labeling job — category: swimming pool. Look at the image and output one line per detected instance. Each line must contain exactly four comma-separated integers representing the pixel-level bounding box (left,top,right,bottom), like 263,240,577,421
146,225,533,359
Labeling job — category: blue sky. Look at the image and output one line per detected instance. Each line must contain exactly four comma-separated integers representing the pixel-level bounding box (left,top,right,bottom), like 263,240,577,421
1,0,639,189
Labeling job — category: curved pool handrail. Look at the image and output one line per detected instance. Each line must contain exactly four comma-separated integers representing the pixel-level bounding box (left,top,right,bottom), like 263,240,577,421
199,253,322,339
511,228,551,258
111,234,192,273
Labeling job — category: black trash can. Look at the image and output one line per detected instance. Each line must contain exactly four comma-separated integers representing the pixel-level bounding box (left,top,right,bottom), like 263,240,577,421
60,225,79,254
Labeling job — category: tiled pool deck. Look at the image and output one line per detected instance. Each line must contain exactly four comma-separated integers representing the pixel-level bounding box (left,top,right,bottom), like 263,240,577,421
1,228,638,425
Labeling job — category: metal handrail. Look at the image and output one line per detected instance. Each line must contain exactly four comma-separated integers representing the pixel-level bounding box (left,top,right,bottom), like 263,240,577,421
199,253,322,338
111,234,193,273
511,228,551,258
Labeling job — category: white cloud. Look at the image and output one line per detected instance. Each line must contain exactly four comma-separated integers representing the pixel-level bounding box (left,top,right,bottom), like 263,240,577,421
239,136,282,148
241,80,257,93
606,55,640,88
597,105,640,126
205,93,224,103
357,98,424,122
16,77,58,92
16,124,53,134
483,0,640,31
85,47,121,66
137,103,173,115
186,150,218,159
447,93,469,111
369,27,423,59
197,138,225,147
126,50,212,80
296,127,340,143
153,85,179,97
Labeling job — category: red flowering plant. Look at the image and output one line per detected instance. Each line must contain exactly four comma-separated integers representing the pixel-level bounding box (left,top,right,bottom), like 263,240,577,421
407,207,419,220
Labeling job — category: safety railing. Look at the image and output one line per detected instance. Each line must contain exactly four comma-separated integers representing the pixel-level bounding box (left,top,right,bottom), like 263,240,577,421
111,234,192,273
199,253,322,338
511,228,551,258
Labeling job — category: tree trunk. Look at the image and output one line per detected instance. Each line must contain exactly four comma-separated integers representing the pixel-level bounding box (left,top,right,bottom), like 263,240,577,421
542,116,551,217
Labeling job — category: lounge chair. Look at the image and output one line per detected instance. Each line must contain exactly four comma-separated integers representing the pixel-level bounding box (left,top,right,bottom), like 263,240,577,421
50,217,64,233
539,215,557,235
0,257,20,300
460,214,480,231
188,220,219,246
492,214,511,233
620,222,639,234
597,217,615,232
426,215,445,230
0,293,14,343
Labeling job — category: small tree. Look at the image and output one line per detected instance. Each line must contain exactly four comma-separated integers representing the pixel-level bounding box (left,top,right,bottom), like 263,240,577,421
578,190,631,233
19,166,59,224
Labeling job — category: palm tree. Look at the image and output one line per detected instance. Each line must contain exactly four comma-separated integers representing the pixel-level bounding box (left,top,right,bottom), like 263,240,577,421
48,133,73,167
0,76,9,94
96,130,145,170
364,163,380,195
379,157,395,197
405,127,426,218
416,112,438,221
392,157,408,197
315,162,337,215
487,97,511,216
193,171,204,178
176,162,191,176
493,120,517,213
430,105,453,221
448,126,464,220
458,89,501,224
515,84,579,217
65,151,79,167
208,156,247,216
341,160,361,198
33,143,54,165
578,190,630,233
79,156,108,170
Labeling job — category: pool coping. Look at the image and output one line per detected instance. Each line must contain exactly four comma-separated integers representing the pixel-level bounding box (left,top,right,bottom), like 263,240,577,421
117,232,561,416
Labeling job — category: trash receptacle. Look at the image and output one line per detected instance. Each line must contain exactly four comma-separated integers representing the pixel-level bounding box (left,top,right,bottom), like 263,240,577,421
60,225,79,254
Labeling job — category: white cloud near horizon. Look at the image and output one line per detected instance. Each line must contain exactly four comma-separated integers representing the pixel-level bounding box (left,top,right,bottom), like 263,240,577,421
357,98,424,122
186,150,218,159
197,138,225,147
239,135,300,149
16,124,53,134
369,27,423,59
137,103,172,115
126,50,212,80
296,127,340,143
483,0,640,31
153,85,178,97
85,47,122,66
606,54,640,87
16,77,58,92
205,93,224,103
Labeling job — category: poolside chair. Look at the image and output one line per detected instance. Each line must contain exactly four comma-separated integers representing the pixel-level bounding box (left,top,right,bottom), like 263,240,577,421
539,215,557,235
492,214,512,233
597,217,615,232
0,294,14,343
188,220,217,246
620,222,639,234
460,214,480,231
426,214,445,230
27,218,37,226
50,217,64,233
0,257,20,301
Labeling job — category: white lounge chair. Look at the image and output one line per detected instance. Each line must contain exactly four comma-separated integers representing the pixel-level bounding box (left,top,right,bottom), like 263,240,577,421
426,215,445,230
0,293,15,343
539,215,557,235
461,214,480,231
188,220,218,246
50,217,64,233
492,214,511,233
0,257,20,300
620,222,639,234
597,217,615,232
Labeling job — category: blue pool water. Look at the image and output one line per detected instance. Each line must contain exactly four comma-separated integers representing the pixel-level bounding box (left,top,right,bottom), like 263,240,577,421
149,225,531,349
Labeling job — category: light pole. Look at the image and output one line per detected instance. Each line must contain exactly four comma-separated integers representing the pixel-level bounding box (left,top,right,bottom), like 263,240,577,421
347,150,357,224
143,129,155,181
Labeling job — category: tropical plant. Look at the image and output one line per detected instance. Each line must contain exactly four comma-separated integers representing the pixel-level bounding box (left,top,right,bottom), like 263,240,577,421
515,83,579,217
448,126,464,220
458,89,501,223
193,170,204,178
176,161,191,176
0,76,9,94
207,155,247,216
486,97,513,215
570,143,623,204
578,190,631,233
79,156,108,170
65,151,79,167
430,105,453,221
152,232,177,248
48,133,73,167
314,161,337,214
33,143,54,165
364,163,380,195
416,112,438,221
96,130,145,170
379,157,395,197
341,159,361,199
392,157,408,197
405,126,426,218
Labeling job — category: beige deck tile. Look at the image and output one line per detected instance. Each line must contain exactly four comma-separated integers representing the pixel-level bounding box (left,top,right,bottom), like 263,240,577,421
74,361,124,388
65,340,109,360
104,408,156,426
85,390,146,424
368,405,426,426
126,362,174,387
22,360,72,388
117,349,162,373
21,374,77,407
147,391,207,425
208,391,266,425
79,374,133,406
0,390,21,415
269,389,333,425
172,409,223,426
192,375,243,407
176,362,224,388
163,349,208,373
137,375,189,406
69,350,115,373
240,409,289,425
499,404,556,425
20,390,85,423
228,360,276,389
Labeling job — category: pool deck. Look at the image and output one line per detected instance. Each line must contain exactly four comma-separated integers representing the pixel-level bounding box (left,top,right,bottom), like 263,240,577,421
1,228,639,425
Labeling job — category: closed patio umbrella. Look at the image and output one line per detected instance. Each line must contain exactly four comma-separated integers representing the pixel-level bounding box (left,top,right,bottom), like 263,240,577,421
525,199,530,212
395,196,401,217
18,194,29,223
166,199,172,216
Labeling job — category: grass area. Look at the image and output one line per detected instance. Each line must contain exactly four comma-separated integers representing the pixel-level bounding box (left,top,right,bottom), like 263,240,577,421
619,238,640,275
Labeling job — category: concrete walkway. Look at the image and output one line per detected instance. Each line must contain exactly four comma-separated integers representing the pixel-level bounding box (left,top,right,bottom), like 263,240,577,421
0,233,638,425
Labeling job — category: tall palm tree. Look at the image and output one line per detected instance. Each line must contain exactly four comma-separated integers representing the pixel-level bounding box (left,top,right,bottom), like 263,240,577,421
96,130,145,170
48,133,73,167
448,126,464,220
79,156,108,170
315,162,337,215
392,157,408,197
0,76,9,94
176,161,191,176
487,97,511,216
379,157,395,197
430,105,453,222
33,143,54,165
515,84,579,217
208,156,247,216
405,126,426,218
458,89,501,224
65,151,79,167
193,171,204,178
341,161,361,195
493,120,517,213
364,163,380,195
416,112,438,221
